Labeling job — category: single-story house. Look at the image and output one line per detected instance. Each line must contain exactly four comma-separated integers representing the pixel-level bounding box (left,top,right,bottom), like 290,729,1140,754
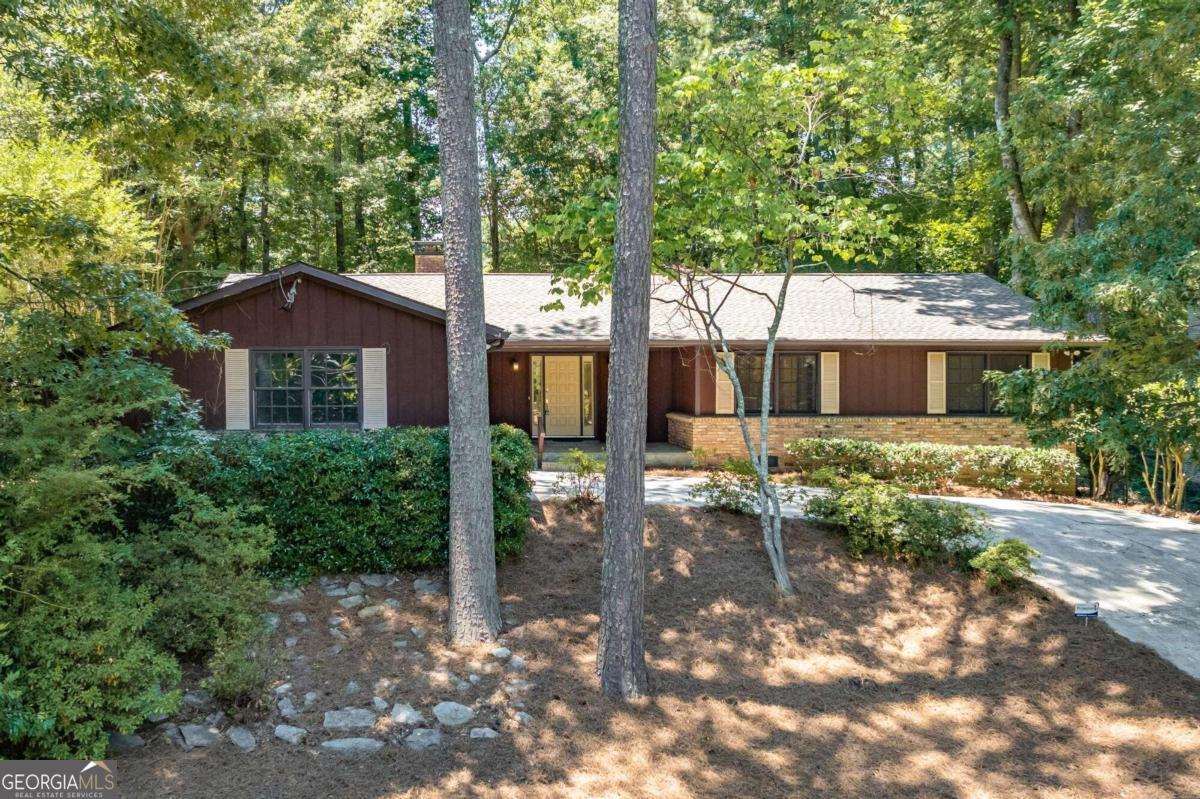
161,244,1073,462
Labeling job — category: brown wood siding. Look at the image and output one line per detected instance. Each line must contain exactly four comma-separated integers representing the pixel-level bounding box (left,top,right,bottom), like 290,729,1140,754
669,346,698,415
839,346,927,415
160,278,450,429
687,345,1060,417
646,348,676,442
487,351,531,430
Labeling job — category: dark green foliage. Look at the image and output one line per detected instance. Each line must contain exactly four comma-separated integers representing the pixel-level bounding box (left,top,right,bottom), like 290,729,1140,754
122,490,273,658
786,437,1076,494
170,425,535,581
807,475,1011,584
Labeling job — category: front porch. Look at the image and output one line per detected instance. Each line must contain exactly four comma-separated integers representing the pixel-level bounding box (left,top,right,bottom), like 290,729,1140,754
536,439,694,471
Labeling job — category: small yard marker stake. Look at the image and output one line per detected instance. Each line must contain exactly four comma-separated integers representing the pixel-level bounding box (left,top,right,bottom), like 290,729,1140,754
1074,601,1100,627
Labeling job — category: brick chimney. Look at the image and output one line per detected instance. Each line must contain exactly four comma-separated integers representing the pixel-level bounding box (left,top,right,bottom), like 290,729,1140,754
414,240,444,273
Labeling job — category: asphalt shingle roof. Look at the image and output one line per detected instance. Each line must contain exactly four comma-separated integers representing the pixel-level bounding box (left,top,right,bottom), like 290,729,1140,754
219,270,1068,346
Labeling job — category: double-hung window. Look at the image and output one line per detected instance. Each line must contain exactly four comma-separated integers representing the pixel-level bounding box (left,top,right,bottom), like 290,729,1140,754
252,349,361,429
946,352,1028,414
733,352,818,414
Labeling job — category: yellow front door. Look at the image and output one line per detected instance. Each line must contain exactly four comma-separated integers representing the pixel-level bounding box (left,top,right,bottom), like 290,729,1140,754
543,355,583,436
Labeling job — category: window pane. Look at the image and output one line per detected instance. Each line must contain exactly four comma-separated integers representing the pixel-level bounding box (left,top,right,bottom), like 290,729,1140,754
253,352,302,426
986,354,1028,412
308,351,359,426
735,354,764,413
777,354,817,413
947,354,986,413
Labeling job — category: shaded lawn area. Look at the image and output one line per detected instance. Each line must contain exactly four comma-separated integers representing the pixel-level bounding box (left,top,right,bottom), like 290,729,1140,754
119,502,1200,798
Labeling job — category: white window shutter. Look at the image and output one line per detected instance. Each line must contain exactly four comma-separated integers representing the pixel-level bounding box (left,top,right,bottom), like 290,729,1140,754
714,352,735,414
1031,351,1051,370
820,352,840,414
927,351,947,415
224,349,251,430
361,347,388,429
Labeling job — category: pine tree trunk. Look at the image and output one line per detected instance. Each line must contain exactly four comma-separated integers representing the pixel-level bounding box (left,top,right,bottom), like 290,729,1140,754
237,173,249,271
333,121,346,273
993,0,1038,244
597,0,656,701
354,134,366,263
433,0,502,645
259,155,272,273
403,101,422,242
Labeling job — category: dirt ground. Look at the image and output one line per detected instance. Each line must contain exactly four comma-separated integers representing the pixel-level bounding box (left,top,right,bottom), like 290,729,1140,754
117,502,1200,799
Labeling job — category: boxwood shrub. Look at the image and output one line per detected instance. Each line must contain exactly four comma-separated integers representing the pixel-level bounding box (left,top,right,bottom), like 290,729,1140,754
785,437,1076,494
172,425,535,581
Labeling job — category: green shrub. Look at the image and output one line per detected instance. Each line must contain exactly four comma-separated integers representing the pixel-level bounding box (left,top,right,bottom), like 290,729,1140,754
170,425,534,581
807,465,842,488
786,437,1075,494
122,490,273,657
690,458,761,515
806,475,909,557
970,539,1039,588
807,475,1020,584
204,631,275,709
553,448,605,506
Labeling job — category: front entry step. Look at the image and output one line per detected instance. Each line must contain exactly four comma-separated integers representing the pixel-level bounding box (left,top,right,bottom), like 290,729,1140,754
537,441,694,472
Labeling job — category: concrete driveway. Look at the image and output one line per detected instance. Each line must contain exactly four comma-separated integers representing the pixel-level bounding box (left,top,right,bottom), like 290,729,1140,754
531,471,1200,680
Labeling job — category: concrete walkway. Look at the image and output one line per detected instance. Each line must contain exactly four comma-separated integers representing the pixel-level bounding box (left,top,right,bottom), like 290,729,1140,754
531,471,1200,680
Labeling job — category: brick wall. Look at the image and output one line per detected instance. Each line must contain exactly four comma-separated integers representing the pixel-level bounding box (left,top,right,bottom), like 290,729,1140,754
667,412,1033,465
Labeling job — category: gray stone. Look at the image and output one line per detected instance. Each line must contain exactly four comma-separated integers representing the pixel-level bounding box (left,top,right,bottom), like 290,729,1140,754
277,697,298,719
329,628,347,641
159,723,184,749
324,644,344,657
357,605,386,619
323,586,349,598
367,622,391,634
263,612,281,633
344,680,361,695
179,724,220,749
347,581,364,595
274,724,307,745
285,636,299,648
383,598,402,610
328,615,345,627
147,712,169,724
181,689,212,709
323,708,376,730
468,673,481,685
321,737,384,755
288,611,308,624
504,680,535,697
205,711,226,727
514,711,534,727
410,626,426,639
404,728,442,751
227,726,257,752
338,595,364,609
304,691,319,706
508,655,527,672
490,647,511,660
413,577,443,595
432,701,474,727
270,587,305,605
372,696,389,713
392,639,408,649
359,574,392,588
469,727,500,739
274,682,292,696
108,732,145,753
389,703,425,725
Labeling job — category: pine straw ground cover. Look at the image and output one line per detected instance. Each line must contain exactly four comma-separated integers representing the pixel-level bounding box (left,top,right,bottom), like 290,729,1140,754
118,503,1200,799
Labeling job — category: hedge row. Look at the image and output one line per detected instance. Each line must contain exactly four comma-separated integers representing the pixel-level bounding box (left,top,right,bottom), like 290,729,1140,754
785,437,1076,494
171,424,535,580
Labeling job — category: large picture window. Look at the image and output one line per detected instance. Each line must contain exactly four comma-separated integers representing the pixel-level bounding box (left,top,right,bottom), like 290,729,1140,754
733,352,818,414
947,352,1028,414
252,349,361,429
